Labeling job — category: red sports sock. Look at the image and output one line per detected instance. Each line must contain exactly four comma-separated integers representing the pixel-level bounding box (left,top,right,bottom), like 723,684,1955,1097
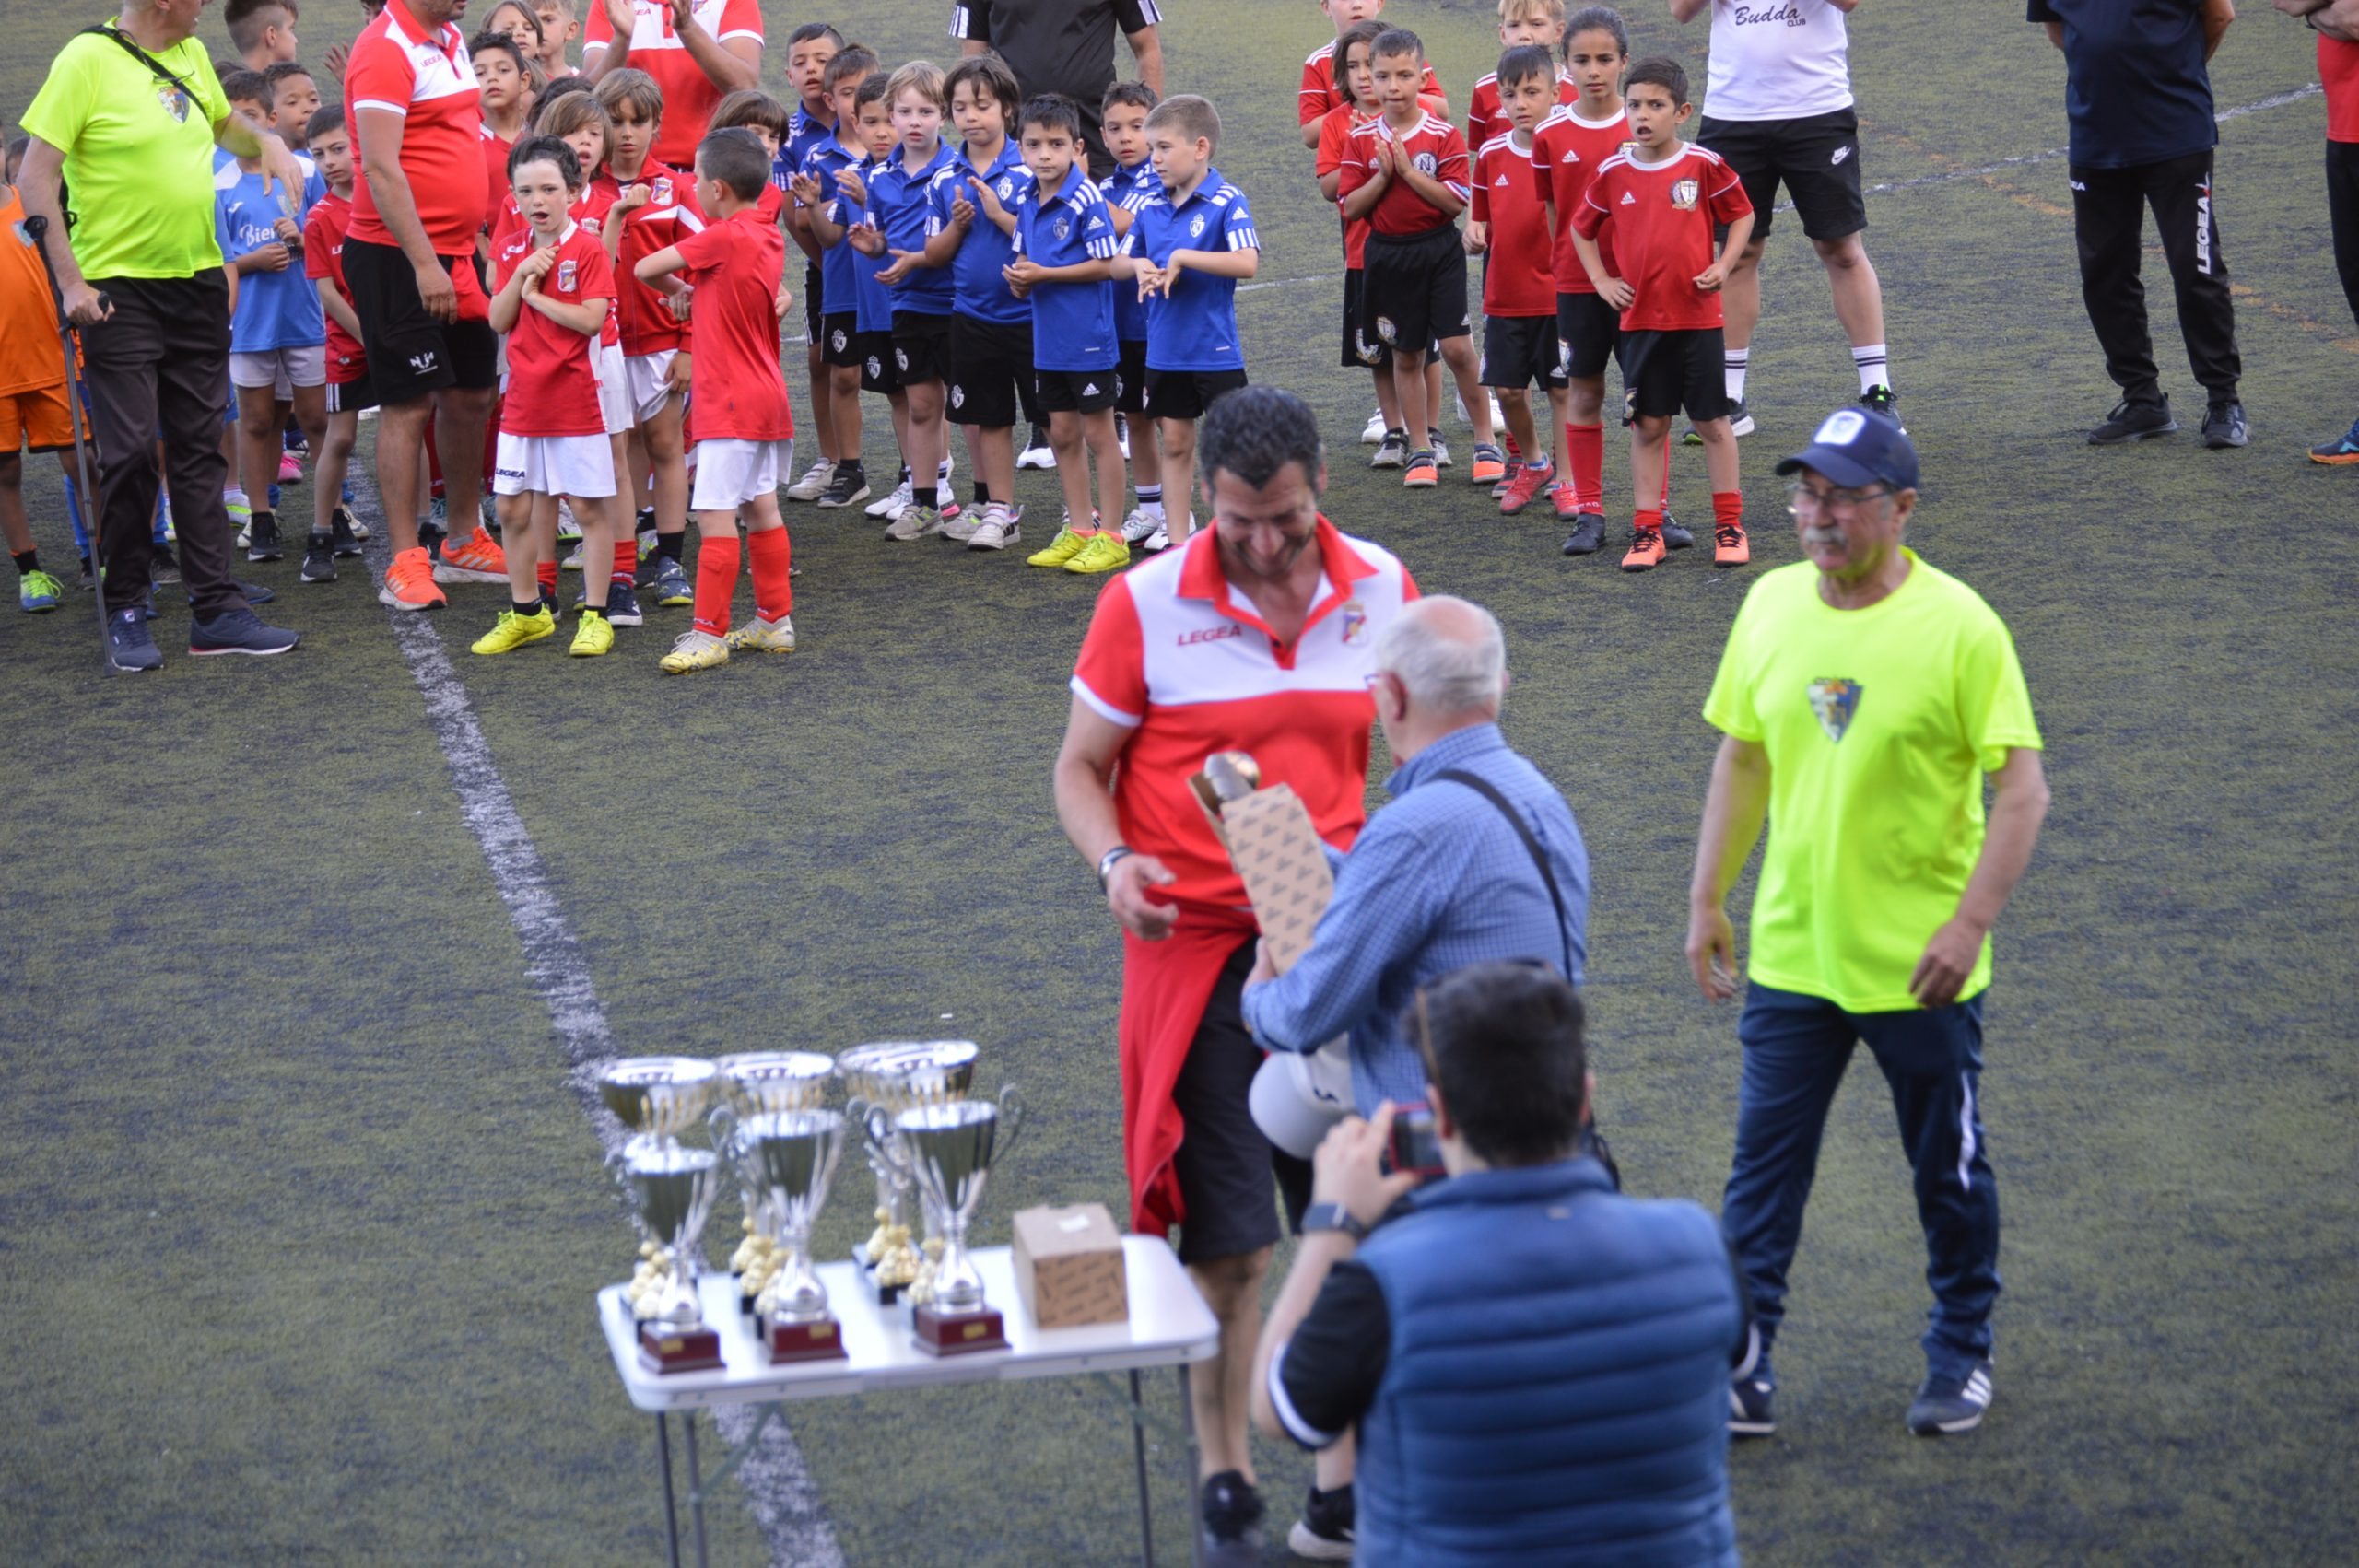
1566,423,1603,513
1713,490,1743,530
535,559,558,593
614,540,636,582
747,527,793,621
1502,428,1522,462
1636,507,1663,535
693,534,741,636
1661,442,1674,510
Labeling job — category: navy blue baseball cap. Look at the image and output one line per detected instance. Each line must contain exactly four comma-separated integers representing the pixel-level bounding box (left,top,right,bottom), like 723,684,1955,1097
1774,407,1919,493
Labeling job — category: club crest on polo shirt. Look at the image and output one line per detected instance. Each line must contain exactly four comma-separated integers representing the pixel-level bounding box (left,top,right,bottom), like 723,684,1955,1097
1342,600,1367,644
1053,216,1070,241
1413,151,1438,175
557,258,578,292
1189,214,1207,239
1808,678,1863,743
653,177,674,205
1671,178,1700,210
158,84,191,123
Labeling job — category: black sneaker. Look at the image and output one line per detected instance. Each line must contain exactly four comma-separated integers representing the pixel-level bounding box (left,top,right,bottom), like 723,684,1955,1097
107,607,162,673
149,547,181,586
1661,509,1695,550
816,462,871,509
604,579,644,626
2089,396,2177,445
330,507,366,557
418,519,448,559
1562,512,1607,556
301,532,338,583
189,606,299,657
247,510,284,562
1906,1359,1993,1436
1198,1469,1265,1567
1729,1375,1776,1438
1286,1483,1354,1562
2201,399,2249,450
1860,385,1897,419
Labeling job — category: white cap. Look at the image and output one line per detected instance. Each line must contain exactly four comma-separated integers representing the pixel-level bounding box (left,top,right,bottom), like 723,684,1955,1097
1249,1040,1354,1159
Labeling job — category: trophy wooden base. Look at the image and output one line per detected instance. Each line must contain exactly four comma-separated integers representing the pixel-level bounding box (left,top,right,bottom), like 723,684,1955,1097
637,1321,724,1375
764,1316,849,1363
912,1304,1008,1356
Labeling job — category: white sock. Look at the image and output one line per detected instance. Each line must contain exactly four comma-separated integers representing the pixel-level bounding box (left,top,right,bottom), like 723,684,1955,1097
1139,497,1165,521
1853,344,1890,395
1724,348,1749,402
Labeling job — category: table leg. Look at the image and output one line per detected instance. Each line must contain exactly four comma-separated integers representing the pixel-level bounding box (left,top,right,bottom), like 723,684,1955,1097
655,1414,683,1568
1178,1364,1203,1568
1130,1369,1156,1566
685,1412,710,1568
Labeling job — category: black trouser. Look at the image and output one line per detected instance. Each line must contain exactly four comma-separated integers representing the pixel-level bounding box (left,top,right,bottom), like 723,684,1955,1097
80,272,249,618
2069,148,2241,406
2330,140,2359,331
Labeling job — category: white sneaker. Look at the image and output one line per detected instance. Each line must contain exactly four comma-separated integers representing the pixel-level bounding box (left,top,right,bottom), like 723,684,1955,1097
555,499,581,544
728,614,796,652
785,459,834,501
941,500,986,543
1487,394,1506,430
1015,424,1055,470
1120,508,1163,544
1362,408,1388,444
868,477,913,519
968,505,1023,550
559,542,585,572
1429,432,1452,468
1142,521,1171,552
884,504,941,542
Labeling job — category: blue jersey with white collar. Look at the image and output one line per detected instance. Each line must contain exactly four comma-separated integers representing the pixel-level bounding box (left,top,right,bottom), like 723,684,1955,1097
929,137,1032,326
1015,163,1120,372
1097,156,1161,344
863,139,957,315
841,154,896,333
1121,166,1259,373
215,156,326,354
801,135,863,314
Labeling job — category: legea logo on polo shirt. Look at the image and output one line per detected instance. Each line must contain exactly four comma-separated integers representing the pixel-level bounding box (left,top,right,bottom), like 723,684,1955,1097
1178,623,1244,648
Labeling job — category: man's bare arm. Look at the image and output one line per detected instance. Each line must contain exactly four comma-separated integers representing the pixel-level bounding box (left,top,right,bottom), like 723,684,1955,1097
2201,0,2236,56
1126,25,1166,99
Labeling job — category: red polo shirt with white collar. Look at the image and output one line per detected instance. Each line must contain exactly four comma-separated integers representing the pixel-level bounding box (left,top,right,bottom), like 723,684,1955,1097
1072,518,1420,907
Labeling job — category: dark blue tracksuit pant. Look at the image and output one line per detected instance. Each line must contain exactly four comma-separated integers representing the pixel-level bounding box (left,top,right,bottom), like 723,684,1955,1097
1722,983,2000,1383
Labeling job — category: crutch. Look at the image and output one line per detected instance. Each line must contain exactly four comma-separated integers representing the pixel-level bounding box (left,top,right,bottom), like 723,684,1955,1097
22,214,116,671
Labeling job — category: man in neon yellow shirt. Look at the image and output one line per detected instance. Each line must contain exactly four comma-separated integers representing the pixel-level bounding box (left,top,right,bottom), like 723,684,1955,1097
1686,406,2049,1441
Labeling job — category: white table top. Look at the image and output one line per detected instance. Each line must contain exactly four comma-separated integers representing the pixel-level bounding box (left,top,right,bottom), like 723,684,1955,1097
596,1235,1220,1412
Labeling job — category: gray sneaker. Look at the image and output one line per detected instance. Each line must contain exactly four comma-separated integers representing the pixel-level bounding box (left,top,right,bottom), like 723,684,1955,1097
968,505,1022,550
884,504,941,542
1368,430,1410,469
188,606,300,657
941,501,987,543
1907,1359,1993,1436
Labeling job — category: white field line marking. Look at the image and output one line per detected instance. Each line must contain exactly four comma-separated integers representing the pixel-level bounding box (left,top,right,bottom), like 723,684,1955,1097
349,467,844,1568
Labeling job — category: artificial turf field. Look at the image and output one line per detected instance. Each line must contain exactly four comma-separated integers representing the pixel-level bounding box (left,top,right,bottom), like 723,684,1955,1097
4,0,2357,1562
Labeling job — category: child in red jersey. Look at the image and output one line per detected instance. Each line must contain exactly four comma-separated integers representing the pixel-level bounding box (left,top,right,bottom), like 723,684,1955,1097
1298,0,1447,149
1465,0,1574,149
475,30,534,214
1571,56,1755,571
1338,28,1499,489
710,89,793,228
299,105,370,581
1471,46,1572,517
638,128,798,674
477,136,628,656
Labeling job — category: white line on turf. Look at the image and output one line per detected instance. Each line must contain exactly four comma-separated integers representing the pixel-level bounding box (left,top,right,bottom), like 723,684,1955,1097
349,469,845,1568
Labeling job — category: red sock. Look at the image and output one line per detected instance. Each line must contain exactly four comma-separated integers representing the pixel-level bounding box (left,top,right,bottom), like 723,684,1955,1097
535,559,558,594
614,540,635,582
693,535,740,636
1567,423,1603,513
1713,490,1743,531
1636,507,1663,535
1502,428,1522,462
747,527,793,621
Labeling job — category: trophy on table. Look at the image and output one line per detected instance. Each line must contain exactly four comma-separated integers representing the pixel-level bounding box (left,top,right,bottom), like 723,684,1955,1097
737,1108,851,1363
897,1095,1025,1355
598,1057,727,1374
839,1041,980,1302
712,1053,836,1318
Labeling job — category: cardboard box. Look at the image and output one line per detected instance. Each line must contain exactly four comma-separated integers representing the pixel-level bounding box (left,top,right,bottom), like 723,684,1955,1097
1012,1203,1128,1329
1220,784,1333,974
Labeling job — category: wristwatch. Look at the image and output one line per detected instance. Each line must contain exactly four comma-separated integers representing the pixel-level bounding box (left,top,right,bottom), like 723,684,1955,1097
1300,1203,1367,1242
1096,844,1134,890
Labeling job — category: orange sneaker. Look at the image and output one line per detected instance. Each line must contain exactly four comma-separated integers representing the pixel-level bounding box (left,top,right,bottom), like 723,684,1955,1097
378,545,447,611
1468,443,1507,485
1620,527,1666,572
1497,462,1553,516
1402,452,1439,488
433,529,510,584
1714,521,1751,568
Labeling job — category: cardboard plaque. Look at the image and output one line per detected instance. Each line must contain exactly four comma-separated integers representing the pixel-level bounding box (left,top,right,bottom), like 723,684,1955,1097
1219,784,1333,974
1011,1203,1129,1329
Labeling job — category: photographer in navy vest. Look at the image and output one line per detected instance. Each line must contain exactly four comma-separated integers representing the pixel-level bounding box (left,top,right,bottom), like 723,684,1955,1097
1252,962,1755,1568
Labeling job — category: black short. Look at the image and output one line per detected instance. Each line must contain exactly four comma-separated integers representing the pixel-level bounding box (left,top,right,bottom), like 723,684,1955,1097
1697,108,1867,242
855,329,901,394
1341,268,1389,369
1363,226,1472,353
1143,367,1249,423
803,262,823,341
890,310,953,384
1619,326,1727,424
341,238,498,406
1034,364,1121,415
1482,311,1567,392
1114,339,1148,415
1556,290,1621,380
1169,940,1314,1265
948,314,1040,430
324,374,377,415
820,311,862,369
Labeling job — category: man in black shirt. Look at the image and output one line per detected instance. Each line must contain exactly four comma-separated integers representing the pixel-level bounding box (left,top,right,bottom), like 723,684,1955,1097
2030,0,2248,448
951,0,1166,177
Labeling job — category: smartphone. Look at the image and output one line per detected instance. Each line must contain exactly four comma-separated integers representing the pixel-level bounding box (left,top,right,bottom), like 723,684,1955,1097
1386,1103,1445,1178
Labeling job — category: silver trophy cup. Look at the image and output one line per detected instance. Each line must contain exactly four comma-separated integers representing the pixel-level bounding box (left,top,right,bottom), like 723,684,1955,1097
895,1094,1025,1317
598,1056,721,1156
840,1042,980,1287
741,1109,847,1325
622,1142,722,1334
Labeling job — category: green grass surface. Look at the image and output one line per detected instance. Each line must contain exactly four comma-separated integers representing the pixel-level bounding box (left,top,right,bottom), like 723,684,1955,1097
4,0,2357,1562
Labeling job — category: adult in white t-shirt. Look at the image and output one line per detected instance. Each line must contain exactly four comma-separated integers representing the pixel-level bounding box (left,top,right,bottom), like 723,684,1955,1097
1670,0,1894,435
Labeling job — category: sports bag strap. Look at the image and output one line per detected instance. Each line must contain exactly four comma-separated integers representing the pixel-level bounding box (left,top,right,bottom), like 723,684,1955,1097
81,22,203,101
1433,768,1576,980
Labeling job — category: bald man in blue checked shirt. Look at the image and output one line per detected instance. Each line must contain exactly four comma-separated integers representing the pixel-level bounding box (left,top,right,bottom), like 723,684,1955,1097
1243,595,1589,1113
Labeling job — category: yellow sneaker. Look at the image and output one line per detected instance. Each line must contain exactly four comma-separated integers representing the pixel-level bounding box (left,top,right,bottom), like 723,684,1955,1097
659,628,731,673
1062,532,1132,575
472,607,556,655
569,607,615,657
728,614,796,653
1025,526,1091,568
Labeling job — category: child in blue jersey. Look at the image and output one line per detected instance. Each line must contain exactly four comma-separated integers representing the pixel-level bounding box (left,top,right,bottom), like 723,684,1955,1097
980,94,1126,576
218,63,331,566
851,60,958,542
1097,80,1166,548
778,22,844,504
791,44,876,510
1111,93,1261,544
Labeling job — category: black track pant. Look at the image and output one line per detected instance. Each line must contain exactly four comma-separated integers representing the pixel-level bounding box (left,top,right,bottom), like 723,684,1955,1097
2069,148,2241,406
2330,140,2359,331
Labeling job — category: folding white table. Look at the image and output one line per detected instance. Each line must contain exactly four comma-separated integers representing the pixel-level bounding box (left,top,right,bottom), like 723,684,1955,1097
597,1235,1220,1567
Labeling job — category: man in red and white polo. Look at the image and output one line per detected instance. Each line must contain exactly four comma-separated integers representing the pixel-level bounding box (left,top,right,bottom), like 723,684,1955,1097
1052,385,1416,1557
582,0,763,171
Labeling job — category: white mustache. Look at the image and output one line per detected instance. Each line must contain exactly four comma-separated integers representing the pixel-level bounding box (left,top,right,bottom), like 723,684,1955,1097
1802,526,1848,550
